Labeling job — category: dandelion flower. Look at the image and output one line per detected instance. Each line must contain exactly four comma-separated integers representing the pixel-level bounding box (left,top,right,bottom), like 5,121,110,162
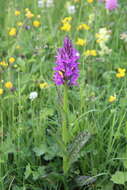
15,10,21,16
33,20,41,27
9,57,15,64
5,82,13,89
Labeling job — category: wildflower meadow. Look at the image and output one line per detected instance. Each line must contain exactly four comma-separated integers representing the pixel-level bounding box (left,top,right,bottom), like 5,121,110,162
0,0,127,189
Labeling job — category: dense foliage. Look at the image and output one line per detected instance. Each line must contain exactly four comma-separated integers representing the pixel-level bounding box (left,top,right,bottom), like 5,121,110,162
0,0,127,189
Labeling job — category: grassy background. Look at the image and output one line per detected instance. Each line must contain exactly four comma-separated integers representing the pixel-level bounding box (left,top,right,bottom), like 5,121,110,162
0,0,127,189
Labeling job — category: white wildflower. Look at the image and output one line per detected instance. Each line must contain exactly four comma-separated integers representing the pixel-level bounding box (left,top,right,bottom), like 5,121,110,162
38,0,54,8
29,92,38,100
46,0,54,7
67,5,76,14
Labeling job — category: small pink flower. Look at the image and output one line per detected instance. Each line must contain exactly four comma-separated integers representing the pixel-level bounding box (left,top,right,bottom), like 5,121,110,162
105,0,118,10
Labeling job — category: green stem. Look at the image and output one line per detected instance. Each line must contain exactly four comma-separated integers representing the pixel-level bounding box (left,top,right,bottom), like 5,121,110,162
62,84,69,175
62,84,68,145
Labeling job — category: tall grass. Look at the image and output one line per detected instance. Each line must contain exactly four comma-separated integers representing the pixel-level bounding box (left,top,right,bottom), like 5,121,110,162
0,0,127,189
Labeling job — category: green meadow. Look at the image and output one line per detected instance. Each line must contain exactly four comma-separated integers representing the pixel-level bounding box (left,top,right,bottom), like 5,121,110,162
0,0,127,189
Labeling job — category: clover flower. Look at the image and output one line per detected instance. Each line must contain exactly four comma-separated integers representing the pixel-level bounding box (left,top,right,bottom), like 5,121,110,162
120,32,127,42
38,0,54,8
29,91,38,100
46,0,54,7
66,2,76,14
105,0,118,10
53,36,80,86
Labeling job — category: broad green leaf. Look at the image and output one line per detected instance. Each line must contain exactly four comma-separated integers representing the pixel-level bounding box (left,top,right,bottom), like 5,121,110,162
111,171,127,185
24,164,32,179
33,144,47,156
68,132,91,164
74,175,97,187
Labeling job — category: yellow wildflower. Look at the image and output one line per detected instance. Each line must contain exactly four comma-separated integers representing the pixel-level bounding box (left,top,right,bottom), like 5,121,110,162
9,57,15,64
16,45,21,49
25,11,34,18
17,22,23,26
0,61,8,67
84,50,97,56
25,8,29,12
13,65,18,68
9,28,17,36
74,0,80,2
37,15,41,18
95,28,111,44
15,10,21,16
33,20,41,27
0,88,3,95
87,0,94,3
5,82,13,89
61,22,71,32
116,68,126,78
108,95,116,103
62,17,72,23
58,71,64,78
118,68,126,73
76,38,87,46
77,24,90,31
88,14,95,24
39,82,49,89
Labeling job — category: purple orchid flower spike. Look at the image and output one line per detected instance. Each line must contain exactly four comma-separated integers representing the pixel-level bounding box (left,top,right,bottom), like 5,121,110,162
53,36,80,86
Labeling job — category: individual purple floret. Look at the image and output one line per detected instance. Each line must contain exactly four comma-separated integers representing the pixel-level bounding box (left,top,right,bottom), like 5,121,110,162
53,37,80,86
105,0,118,10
